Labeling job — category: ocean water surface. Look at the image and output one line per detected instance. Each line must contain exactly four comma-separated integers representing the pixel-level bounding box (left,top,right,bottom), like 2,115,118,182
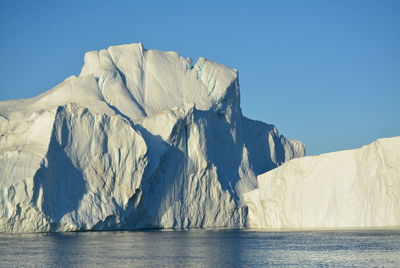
1,229,400,267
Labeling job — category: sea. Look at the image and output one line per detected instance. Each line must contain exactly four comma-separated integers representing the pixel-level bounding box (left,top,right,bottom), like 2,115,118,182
1,229,400,267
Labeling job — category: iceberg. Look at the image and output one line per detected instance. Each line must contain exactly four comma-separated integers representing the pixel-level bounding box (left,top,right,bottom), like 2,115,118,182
0,43,304,233
245,137,400,229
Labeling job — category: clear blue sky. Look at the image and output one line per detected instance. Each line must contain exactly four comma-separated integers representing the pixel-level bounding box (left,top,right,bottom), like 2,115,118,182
1,0,399,155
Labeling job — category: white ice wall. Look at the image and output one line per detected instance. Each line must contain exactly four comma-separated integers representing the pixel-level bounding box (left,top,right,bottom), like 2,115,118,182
245,137,400,229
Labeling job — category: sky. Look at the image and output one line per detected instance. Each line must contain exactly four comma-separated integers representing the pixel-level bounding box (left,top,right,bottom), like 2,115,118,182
0,0,399,155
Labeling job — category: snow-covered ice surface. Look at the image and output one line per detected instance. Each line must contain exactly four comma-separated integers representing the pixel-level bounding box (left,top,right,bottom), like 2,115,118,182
245,137,400,229
0,43,305,233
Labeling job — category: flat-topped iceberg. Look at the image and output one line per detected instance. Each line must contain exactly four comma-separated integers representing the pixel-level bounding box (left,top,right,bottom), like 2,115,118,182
245,137,400,229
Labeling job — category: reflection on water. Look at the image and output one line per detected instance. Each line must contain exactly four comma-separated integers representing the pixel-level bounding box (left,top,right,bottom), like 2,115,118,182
1,229,400,267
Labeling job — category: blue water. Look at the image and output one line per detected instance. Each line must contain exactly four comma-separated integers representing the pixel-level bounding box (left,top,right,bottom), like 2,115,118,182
1,229,400,267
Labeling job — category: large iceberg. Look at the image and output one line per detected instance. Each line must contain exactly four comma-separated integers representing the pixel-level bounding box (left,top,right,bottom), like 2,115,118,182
245,137,400,229
0,43,304,233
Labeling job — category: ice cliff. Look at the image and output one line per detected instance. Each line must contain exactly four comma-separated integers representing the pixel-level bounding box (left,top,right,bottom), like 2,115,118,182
0,43,304,233
245,137,400,229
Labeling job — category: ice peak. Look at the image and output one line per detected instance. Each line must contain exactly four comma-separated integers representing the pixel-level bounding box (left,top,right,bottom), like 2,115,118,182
79,43,238,120
1,43,240,124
